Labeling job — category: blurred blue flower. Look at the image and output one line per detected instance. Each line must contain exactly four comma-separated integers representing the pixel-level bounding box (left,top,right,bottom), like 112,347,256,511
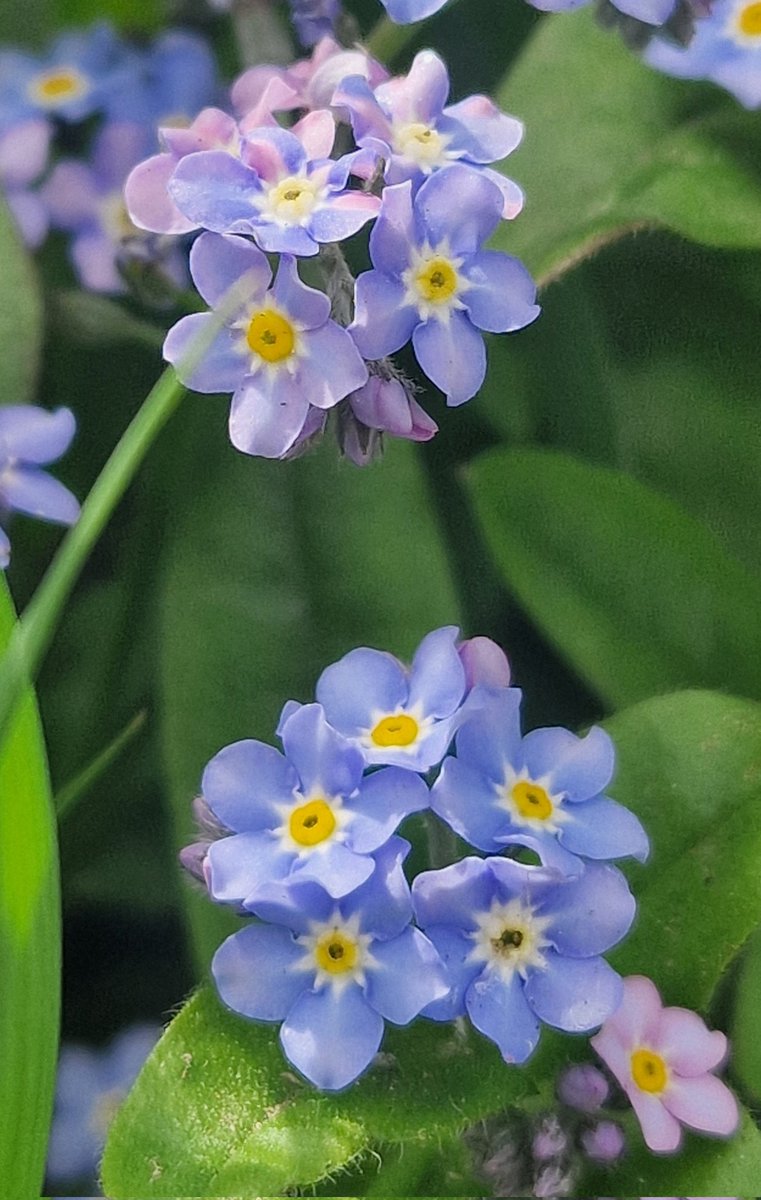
335,50,524,218
163,232,367,458
46,1024,158,1187
0,118,50,247
412,855,635,1062
212,837,449,1090
0,406,79,568
167,112,380,256
203,702,429,906
0,24,136,130
290,0,342,46
349,166,539,406
431,688,649,868
645,0,761,107
110,30,220,126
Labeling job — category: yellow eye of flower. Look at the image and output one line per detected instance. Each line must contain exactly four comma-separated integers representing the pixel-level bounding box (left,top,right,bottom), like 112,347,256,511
288,798,336,847
414,257,459,304
371,713,419,747
738,0,761,34
31,67,87,104
631,1048,669,1094
246,309,296,363
511,781,554,821
314,929,359,974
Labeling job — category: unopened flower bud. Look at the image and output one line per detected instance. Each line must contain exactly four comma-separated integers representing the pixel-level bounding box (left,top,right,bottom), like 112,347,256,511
557,1064,609,1113
580,1120,626,1164
458,635,511,690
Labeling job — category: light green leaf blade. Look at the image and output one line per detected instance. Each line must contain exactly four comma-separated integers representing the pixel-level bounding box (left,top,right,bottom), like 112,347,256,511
730,924,761,1107
0,195,42,404
466,447,761,708
496,7,761,283
0,576,59,1199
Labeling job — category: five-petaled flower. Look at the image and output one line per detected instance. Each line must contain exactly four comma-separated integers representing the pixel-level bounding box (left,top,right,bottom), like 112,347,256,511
646,0,761,108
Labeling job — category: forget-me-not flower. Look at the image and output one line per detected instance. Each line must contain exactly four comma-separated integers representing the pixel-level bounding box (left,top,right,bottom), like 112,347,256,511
212,836,449,1090
413,855,635,1063
163,232,367,458
431,688,649,867
231,36,388,119
203,702,429,905
646,0,761,107
349,166,539,406
0,406,79,568
0,118,50,247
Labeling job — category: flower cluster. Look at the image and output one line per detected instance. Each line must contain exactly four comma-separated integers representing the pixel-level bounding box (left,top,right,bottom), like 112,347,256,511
645,0,761,106
0,24,219,293
123,39,539,461
0,405,79,569
184,625,644,1092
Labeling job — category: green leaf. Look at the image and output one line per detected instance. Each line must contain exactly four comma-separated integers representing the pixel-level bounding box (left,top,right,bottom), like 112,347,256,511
158,420,462,969
496,7,761,284
0,196,42,405
730,924,761,1107
466,447,761,708
101,984,538,1196
0,576,59,1199
53,0,166,30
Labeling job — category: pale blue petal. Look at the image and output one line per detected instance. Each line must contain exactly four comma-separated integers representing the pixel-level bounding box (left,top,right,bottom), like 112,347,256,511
413,312,486,406
228,371,311,459
414,165,502,256
430,756,505,851
463,250,540,333
170,151,262,233
0,467,79,525
407,625,465,717
522,725,615,801
420,925,477,1020
207,831,292,903
350,271,417,360
348,767,429,854
316,647,408,736
291,840,374,898
189,231,270,309
163,313,246,394
280,984,384,1090
0,405,75,462
213,923,307,1020
540,863,636,957
297,323,368,408
341,835,413,939
280,702,364,798
524,952,623,1033
368,179,416,275
455,687,524,780
271,254,330,329
365,927,449,1024
412,856,493,931
465,966,540,1063
559,796,650,863
202,738,298,831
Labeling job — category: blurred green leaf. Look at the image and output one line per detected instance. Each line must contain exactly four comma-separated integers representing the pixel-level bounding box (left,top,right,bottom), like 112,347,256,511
159,417,462,969
53,0,167,31
730,923,761,1108
50,291,165,351
0,196,42,405
466,447,761,708
55,709,146,820
496,8,761,283
0,576,59,1199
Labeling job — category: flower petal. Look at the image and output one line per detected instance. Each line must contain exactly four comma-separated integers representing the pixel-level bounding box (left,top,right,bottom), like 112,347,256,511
125,152,197,235
541,863,636,957
271,254,330,329
0,466,79,525
309,190,381,243
347,766,429,854
407,625,465,717
280,702,364,798
207,831,292,903
653,1007,728,1076
421,925,478,1020
454,686,524,779
559,796,649,863
522,725,616,801
413,311,486,406
341,835,414,939
280,983,384,1090
663,1073,739,1137
350,270,417,360
291,840,374,898
462,250,539,334
163,313,247,394
213,923,307,1020
628,1089,683,1153
316,647,408,736
412,855,493,931
189,231,271,309
441,96,523,162
229,372,311,459
414,165,502,257
430,755,506,851
366,926,449,1024
0,404,75,464
524,951,623,1033
202,738,298,831
466,966,540,1063
169,150,262,233
297,322,368,409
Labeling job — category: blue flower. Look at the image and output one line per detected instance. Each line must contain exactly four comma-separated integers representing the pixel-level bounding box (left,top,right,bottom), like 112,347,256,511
412,855,635,1063
305,625,482,772
335,50,524,218
46,1025,158,1186
349,166,539,406
163,232,367,458
0,118,50,248
212,837,449,1090
0,23,136,130
109,30,220,126
167,113,380,256
0,406,79,568
645,0,761,107
202,703,429,906
431,689,649,868
375,0,450,24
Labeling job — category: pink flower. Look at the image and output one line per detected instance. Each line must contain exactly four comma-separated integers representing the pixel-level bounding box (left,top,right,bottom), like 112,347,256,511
591,975,739,1153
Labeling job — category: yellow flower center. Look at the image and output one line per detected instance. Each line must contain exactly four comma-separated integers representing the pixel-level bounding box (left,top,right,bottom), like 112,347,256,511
738,0,761,32
414,257,459,305
394,121,449,167
268,175,320,222
314,929,360,974
246,308,296,363
511,781,554,821
288,798,336,847
371,713,419,747
631,1048,669,1094
31,67,88,105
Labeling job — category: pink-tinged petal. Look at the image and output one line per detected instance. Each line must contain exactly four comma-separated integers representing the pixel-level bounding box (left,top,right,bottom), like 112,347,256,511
309,47,387,109
591,1021,634,1088
412,312,486,406
442,96,523,161
229,372,311,458
595,974,664,1048
298,323,368,408
309,190,380,244
169,151,262,233
0,118,50,186
190,231,271,310
160,108,240,158
292,108,335,160
231,65,299,117
241,128,304,180
628,1089,683,1153
375,50,450,124
479,166,525,219
238,77,299,134
653,1006,728,1076
663,1074,739,1137
125,154,198,235
459,637,511,690
406,395,438,439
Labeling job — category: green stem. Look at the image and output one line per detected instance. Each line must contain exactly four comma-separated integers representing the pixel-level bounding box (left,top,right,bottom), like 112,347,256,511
0,367,185,747
365,13,421,61
55,710,147,821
